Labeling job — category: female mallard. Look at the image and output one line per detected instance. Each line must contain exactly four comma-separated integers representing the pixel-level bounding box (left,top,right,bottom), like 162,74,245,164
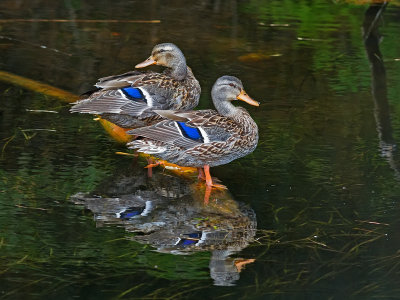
70,43,201,128
127,76,259,187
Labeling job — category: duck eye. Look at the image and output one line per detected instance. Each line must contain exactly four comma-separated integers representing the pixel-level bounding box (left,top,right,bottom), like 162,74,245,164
229,83,236,88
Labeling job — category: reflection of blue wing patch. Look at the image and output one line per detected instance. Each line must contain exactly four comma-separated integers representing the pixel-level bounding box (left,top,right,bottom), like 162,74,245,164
119,206,144,219
181,239,197,246
121,87,146,103
186,232,202,239
177,122,204,142
177,232,202,247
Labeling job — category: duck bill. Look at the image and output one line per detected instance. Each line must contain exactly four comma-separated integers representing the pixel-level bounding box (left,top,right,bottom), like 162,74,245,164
135,56,157,68
237,89,260,106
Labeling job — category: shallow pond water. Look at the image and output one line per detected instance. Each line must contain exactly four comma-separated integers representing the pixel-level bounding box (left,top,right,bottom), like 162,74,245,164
1,1,400,299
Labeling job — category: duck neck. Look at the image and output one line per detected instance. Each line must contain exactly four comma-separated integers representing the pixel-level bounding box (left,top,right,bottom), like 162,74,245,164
212,90,257,135
169,54,187,81
212,94,240,118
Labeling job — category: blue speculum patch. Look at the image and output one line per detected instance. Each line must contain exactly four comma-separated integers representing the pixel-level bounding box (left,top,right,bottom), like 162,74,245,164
177,122,203,142
121,87,145,102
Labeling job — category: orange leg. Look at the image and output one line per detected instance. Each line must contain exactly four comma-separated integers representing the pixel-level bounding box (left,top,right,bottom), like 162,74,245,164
145,159,166,178
203,165,227,189
204,165,213,187
234,259,256,273
197,167,205,180
146,158,154,178
145,159,165,169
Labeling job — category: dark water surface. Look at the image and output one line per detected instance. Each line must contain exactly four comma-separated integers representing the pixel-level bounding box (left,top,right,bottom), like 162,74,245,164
1,1,400,299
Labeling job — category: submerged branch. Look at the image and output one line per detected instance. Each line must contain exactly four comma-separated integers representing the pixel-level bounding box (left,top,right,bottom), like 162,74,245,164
0,35,73,56
15,204,50,211
20,129,57,132
0,19,161,23
26,109,58,114
0,70,79,103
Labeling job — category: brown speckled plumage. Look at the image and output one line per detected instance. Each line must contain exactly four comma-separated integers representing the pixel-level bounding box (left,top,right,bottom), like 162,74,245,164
127,76,259,170
70,43,201,128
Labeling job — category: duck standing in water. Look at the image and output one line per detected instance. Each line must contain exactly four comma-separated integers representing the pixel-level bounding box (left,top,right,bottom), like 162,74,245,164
127,76,259,188
70,43,201,129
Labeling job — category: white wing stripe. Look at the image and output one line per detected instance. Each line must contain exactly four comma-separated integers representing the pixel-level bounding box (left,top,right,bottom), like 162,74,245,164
198,127,209,143
138,87,153,107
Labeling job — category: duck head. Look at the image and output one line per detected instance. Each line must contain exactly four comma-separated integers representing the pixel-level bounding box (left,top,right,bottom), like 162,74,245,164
135,43,187,80
211,76,259,116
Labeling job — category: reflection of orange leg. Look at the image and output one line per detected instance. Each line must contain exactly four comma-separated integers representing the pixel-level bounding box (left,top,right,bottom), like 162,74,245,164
203,165,227,189
204,185,211,204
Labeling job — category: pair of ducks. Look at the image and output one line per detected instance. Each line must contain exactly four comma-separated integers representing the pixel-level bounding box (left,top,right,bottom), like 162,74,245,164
71,43,259,188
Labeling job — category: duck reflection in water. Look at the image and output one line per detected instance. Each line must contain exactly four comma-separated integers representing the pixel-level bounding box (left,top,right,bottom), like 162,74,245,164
71,165,256,286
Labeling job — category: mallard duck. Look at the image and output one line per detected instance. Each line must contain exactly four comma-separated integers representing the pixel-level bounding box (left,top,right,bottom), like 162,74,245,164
70,43,201,128
127,76,259,187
